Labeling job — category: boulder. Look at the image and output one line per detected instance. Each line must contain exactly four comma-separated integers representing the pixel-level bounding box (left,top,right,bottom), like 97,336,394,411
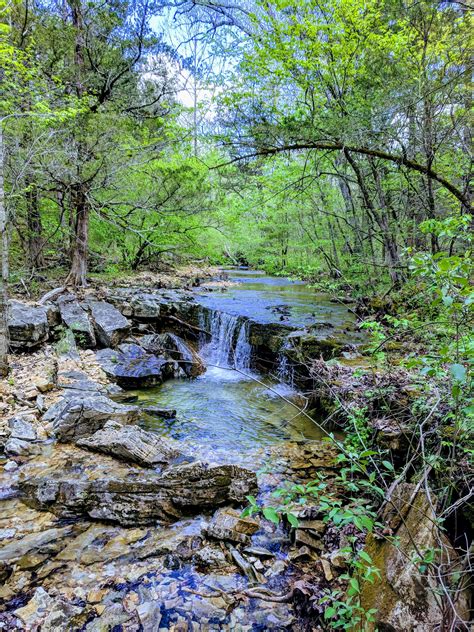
107,287,196,321
4,437,43,456
360,484,471,631
8,300,51,349
8,416,37,441
96,344,183,388
55,328,80,359
206,507,259,544
87,299,131,347
76,420,184,467
108,289,163,319
20,461,258,525
57,370,107,398
42,394,139,442
140,333,205,377
57,294,96,347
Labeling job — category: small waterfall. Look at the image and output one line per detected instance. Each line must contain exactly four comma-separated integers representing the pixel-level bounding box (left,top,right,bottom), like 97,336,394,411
276,353,295,387
199,309,252,370
234,321,252,370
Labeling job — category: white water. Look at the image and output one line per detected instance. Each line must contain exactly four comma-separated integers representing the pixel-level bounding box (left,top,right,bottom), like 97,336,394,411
276,353,295,387
199,309,252,371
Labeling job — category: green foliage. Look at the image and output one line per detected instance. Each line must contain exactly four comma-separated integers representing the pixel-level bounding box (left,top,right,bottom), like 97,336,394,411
242,443,389,629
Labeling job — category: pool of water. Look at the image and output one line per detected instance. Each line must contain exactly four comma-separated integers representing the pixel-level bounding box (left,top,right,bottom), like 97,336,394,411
135,269,350,465
136,367,327,467
195,268,355,329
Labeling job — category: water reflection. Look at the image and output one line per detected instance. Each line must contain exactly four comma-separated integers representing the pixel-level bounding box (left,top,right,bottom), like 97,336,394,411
136,369,325,466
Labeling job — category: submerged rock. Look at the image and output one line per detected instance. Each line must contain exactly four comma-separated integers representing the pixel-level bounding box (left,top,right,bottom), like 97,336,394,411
20,462,258,525
43,395,139,442
0,525,79,568
96,344,183,388
142,406,177,419
77,420,184,467
87,299,131,347
13,587,83,632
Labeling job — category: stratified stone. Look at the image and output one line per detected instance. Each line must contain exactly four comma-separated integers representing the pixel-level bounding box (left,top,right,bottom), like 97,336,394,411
140,333,205,378
96,344,183,388
42,395,139,442
20,461,258,525
4,438,42,457
87,300,131,347
0,526,77,566
206,508,259,544
360,484,471,630
77,420,184,467
57,294,96,347
8,301,51,349
8,417,37,441
13,587,83,632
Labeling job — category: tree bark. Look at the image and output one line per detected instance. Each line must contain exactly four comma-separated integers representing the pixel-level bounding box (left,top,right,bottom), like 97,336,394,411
221,141,470,209
26,178,45,270
0,124,10,376
66,0,89,287
66,184,89,286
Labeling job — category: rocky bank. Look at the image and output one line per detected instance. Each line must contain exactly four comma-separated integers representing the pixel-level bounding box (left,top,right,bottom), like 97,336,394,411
0,271,471,630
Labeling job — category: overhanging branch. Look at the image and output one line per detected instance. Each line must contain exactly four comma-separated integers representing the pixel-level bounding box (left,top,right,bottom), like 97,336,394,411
215,141,470,208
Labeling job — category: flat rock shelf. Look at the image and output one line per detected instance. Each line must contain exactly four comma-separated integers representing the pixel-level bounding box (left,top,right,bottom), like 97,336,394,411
0,269,359,631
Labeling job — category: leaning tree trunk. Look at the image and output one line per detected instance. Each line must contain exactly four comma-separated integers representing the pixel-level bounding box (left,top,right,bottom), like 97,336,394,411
0,124,9,376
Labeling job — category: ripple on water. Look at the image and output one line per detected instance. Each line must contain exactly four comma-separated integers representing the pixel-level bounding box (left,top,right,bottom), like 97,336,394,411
134,368,327,468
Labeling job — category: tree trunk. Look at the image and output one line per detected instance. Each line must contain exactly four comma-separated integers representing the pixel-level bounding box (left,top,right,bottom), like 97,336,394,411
0,124,10,376
67,185,89,286
66,0,89,287
26,179,45,270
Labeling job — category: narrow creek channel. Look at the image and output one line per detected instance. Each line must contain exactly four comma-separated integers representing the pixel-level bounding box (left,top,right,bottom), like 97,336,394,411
1,269,359,631
135,269,349,467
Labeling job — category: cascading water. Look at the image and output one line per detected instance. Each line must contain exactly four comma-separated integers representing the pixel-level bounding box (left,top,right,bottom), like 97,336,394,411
276,353,295,387
234,321,252,370
199,309,252,370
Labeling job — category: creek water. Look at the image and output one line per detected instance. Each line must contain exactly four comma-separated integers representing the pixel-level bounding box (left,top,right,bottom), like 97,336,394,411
136,269,351,465
0,270,355,630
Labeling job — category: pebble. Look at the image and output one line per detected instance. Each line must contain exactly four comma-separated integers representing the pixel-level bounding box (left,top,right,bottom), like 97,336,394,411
265,559,286,577
3,460,18,472
320,558,334,581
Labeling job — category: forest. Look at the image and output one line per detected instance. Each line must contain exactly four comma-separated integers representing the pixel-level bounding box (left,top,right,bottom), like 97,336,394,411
0,0,472,630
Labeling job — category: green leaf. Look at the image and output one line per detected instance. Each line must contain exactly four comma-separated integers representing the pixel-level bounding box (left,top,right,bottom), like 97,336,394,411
263,506,280,524
382,460,394,471
324,606,336,619
286,512,299,528
450,363,467,383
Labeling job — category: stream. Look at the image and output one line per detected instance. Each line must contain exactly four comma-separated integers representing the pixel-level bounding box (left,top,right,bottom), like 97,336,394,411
137,269,350,466
0,269,358,631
